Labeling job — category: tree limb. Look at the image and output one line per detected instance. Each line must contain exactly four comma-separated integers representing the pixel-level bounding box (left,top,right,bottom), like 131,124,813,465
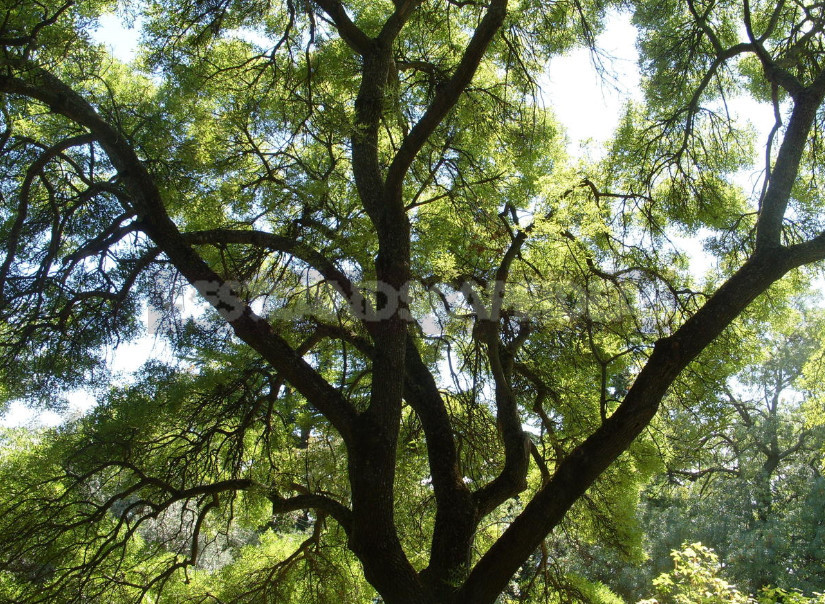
0,64,359,446
313,0,372,54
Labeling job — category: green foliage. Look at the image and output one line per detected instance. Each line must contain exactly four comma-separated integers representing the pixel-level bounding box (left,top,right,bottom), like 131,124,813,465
637,543,825,604
758,587,825,604
3,0,825,602
638,543,753,604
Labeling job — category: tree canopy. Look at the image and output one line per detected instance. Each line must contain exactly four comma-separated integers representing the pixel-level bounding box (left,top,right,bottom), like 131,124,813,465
1,0,825,602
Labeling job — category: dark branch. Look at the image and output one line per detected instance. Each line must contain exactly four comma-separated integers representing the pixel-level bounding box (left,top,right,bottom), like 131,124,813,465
313,0,372,54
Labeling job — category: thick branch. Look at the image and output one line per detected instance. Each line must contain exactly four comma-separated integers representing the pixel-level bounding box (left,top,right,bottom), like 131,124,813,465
404,337,477,587
755,90,823,250
377,0,423,46
269,490,353,535
785,230,825,263
313,0,372,54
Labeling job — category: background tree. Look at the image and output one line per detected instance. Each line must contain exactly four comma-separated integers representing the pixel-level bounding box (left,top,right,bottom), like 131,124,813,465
578,305,825,601
2,0,825,603
642,308,825,597
504,304,825,603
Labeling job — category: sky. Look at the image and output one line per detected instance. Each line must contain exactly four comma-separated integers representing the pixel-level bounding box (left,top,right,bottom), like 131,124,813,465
93,11,142,62
545,12,643,154
0,8,777,427
89,9,647,150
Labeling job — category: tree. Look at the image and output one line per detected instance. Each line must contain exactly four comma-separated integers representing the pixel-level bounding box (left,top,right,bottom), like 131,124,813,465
1,0,825,602
637,308,825,598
